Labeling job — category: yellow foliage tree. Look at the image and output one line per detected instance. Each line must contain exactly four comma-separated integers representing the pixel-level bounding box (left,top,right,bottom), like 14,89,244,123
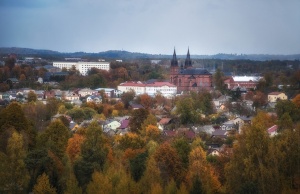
33,173,56,194
66,133,85,163
187,147,221,193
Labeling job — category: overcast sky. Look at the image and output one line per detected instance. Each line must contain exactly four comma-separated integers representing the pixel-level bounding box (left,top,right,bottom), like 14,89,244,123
1,0,300,55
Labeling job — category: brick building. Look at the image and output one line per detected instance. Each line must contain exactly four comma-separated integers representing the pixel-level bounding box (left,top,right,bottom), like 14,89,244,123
169,49,212,92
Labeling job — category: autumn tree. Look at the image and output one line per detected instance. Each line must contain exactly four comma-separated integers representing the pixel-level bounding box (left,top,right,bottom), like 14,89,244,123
172,137,191,169
116,132,146,150
176,97,197,124
292,94,300,108
33,173,56,194
225,111,281,194
74,121,108,189
187,146,221,194
136,93,153,109
66,133,85,163
121,90,135,109
154,142,184,185
27,90,37,102
129,151,148,182
213,68,226,93
139,155,162,193
39,120,70,159
145,125,161,141
0,131,30,193
129,108,149,133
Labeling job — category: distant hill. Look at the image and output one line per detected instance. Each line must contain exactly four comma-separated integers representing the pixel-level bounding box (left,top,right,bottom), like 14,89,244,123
0,47,299,61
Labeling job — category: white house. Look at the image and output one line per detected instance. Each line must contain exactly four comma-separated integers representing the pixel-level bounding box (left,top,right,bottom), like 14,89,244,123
78,88,97,97
53,61,110,76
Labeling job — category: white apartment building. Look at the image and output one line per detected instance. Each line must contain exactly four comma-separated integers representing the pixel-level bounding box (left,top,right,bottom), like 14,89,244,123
118,81,177,98
53,61,110,76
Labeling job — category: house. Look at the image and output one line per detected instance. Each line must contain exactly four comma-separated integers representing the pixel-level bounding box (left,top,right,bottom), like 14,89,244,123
117,119,130,135
213,95,231,111
86,95,102,104
103,120,121,133
268,92,287,103
267,125,278,137
64,92,80,101
78,88,97,97
211,130,227,139
69,121,79,132
158,117,173,131
221,120,236,131
207,149,221,157
129,102,144,110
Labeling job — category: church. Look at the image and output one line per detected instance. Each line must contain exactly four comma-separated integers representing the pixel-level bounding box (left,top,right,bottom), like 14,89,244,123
169,49,212,92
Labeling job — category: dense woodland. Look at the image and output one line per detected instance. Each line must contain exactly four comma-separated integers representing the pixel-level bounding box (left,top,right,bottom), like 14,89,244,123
0,55,300,193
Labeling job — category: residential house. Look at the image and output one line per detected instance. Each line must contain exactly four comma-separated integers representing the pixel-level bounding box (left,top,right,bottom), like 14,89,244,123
78,88,97,97
86,95,102,104
69,121,79,132
158,117,173,131
64,92,80,101
117,118,130,135
211,130,227,139
268,92,287,103
213,95,231,112
267,125,278,137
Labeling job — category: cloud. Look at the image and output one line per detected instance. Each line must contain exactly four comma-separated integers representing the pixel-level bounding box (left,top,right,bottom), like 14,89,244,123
0,0,300,54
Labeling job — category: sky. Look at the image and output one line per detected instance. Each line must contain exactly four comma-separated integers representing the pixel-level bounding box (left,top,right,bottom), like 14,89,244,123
1,0,300,55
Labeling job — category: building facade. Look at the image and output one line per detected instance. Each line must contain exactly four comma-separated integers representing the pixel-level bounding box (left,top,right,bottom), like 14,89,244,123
268,92,287,102
169,49,212,92
224,76,262,90
117,81,177,98
53,61,110,75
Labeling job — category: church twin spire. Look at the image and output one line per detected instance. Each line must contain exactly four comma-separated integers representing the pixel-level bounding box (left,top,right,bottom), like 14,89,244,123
171,47,192,69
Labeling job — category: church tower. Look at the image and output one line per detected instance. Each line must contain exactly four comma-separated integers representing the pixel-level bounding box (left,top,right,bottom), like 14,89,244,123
184,48,192,69
170,48,179,85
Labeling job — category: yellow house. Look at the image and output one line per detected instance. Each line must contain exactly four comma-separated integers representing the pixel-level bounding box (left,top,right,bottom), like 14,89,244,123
268,92,287,103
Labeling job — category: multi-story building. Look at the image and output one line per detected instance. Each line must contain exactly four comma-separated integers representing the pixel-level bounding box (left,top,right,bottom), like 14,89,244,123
224,76,262,90
169,49,212,92
53,61,110,75
117,81,177,98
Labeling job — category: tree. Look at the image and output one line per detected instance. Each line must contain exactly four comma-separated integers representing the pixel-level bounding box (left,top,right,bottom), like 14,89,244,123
187,146,221,194
213,68,226,93
176,97,197,124
0,131,30,193
86,171,112,194
154,142,184,185
139,155,162,194
39,120,70,159
137,94,153,109
129,108,149,133
64,171,82,194
27,91,37,102
33,173,56,194
74,121,108,189
225,111,281,194
66,133,85,163
145,125,160,141
116,132,146,150
121,90,135,109
0,102,29,132
172,137,191,169
292,94,300,108
129,151,148,182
